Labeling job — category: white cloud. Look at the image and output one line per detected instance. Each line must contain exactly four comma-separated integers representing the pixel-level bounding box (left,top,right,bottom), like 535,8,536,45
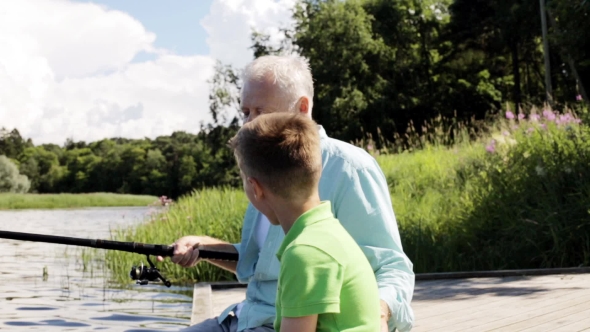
201,0,296,69
0,0,296,145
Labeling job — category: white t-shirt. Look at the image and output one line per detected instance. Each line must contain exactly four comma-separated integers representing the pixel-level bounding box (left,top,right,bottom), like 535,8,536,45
234,213,271,318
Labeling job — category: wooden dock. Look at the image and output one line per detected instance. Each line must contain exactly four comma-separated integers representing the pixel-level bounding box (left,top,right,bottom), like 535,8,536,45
191,271,590,331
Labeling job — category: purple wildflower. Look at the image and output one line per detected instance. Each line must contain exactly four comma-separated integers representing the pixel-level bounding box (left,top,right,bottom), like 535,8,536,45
543,109,556,121
576,94,583,102
505,111,515,119
541,123,547,130
502,131,510,136
486,139,496,153
518,113,525,120
529,114,540,122
526,127,535,134
558,114,572,125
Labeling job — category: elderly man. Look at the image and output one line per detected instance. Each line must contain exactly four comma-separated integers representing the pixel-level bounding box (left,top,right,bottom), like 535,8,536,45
169,55,415,332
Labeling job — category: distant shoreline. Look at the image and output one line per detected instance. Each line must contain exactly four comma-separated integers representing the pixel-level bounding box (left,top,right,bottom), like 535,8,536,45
0,193,158,210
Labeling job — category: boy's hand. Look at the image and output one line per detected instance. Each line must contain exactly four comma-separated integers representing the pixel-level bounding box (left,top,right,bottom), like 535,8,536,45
380,318,389,332
157,235,204,267
380,300,391,332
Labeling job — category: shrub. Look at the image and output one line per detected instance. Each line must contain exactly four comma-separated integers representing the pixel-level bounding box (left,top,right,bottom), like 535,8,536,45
455,107,590,270
0,155,30,193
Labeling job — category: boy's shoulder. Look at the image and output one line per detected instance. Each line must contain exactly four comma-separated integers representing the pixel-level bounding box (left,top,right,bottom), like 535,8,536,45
284,218,360,266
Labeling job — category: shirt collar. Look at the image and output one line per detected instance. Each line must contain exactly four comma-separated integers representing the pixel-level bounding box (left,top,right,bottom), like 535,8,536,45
317,125,328,139
276,201,333,261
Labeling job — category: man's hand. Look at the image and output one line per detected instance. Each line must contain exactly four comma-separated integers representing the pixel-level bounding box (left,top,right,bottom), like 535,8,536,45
157,235,239,273
157,235,206,267
380,300,391,332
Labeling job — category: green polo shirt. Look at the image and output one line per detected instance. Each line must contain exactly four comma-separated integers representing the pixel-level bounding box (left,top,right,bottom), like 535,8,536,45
274,201,380,332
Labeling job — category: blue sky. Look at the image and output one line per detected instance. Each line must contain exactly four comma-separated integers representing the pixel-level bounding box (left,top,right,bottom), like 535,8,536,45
78,0,213,61
0,0,295,144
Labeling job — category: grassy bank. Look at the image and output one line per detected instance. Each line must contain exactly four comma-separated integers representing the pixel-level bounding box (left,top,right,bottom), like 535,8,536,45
0,193,158,210
102,188,246,284
99,106,590,284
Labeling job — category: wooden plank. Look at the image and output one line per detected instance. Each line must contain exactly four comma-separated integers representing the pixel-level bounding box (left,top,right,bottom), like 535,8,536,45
428,290,589,331
193,272,590,331
414,274,587,308
415,275,587,321
515,307,590,331
191,283,213,326
190,267,590,290
446,290,590,331
550,315,590,332
412,274,590,331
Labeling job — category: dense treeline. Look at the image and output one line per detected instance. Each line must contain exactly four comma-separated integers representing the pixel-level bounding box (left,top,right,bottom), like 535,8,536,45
1,0,589,197
0,125,240,197
246,0,589,148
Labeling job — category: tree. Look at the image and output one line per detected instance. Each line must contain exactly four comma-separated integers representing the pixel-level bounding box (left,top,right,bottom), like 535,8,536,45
546,0,590,103
0,155,30,193
208,61,242,126
0,128,31,159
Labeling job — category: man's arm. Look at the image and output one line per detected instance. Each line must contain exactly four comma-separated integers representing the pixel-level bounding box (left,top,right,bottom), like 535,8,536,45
157,235,238,273
281,316,318,332
333,159,415,332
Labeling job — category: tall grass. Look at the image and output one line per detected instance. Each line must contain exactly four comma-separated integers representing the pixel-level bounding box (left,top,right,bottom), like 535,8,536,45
382,105,590,273
97,105,590,284
0,193,158,210
102,188,247,284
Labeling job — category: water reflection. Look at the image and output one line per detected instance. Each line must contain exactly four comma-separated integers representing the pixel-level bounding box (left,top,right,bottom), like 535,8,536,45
0,207,192,331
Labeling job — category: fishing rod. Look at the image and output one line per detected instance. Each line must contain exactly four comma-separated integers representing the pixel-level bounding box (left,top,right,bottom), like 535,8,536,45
0,230,239,288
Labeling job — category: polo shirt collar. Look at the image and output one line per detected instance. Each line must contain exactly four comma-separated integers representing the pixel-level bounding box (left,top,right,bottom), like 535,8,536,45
276,201,333,261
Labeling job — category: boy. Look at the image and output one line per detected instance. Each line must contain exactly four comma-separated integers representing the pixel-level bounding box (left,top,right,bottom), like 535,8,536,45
228,112,380,332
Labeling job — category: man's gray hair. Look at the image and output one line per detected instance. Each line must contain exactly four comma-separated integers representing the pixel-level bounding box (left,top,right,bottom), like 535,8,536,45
242,55,314,111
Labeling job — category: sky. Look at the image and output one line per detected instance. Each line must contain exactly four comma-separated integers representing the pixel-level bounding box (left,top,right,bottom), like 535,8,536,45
0,0,296,145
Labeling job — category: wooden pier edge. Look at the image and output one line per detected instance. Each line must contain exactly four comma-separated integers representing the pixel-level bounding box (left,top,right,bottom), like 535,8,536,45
414,266,590,280
193,266,590,291
190,267,590,328
190,282,213,325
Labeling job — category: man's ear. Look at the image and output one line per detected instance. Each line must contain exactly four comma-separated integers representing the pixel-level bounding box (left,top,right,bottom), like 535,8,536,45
297,96,310,116
248,177,265,200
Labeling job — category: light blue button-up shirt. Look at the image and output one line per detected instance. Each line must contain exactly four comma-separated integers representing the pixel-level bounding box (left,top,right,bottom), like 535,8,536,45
217,126,415,332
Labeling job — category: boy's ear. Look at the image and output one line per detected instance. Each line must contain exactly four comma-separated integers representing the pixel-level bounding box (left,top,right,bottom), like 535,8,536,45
247,177,265,200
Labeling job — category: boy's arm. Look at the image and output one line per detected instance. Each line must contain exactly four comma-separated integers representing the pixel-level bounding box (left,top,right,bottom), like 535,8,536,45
334,159,415,332
280,316,318,332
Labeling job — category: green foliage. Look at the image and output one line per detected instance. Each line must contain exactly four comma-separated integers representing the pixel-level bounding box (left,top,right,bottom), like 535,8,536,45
0,193,157,210
388,106,590,272
239,0,589,148
0,127,241,198
103,188,247,284
0,155,30,193
455,108,590,269
101,107,590,282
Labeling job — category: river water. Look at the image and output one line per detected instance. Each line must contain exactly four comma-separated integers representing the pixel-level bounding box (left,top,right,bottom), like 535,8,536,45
0,207,194,331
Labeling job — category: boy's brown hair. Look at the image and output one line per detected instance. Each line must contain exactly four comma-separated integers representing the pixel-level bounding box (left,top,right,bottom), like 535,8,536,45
229,112,321,199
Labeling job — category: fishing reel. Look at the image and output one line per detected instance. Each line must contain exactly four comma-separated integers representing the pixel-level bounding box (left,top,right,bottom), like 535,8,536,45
129,255,172,287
